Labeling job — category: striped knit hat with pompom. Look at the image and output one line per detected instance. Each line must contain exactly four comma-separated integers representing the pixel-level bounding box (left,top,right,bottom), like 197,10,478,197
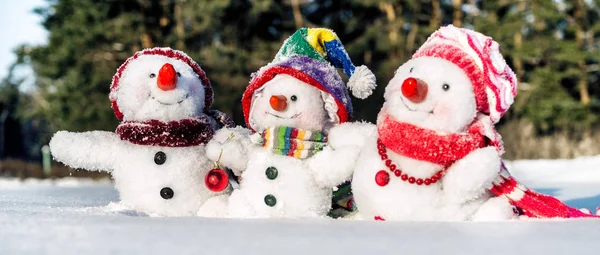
412,25,517,124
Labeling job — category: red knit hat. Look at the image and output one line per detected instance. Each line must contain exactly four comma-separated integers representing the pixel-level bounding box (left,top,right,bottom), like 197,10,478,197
412,25,517,123
109,47,213,120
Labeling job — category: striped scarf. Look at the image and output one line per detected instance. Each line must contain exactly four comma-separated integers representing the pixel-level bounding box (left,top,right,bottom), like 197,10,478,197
491,163,600,218
259,126,327,159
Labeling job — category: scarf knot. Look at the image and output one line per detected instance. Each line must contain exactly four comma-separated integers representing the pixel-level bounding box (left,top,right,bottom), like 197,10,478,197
258,126,327,159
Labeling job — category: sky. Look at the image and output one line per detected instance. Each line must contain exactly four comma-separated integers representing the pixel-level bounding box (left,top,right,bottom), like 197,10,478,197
0,0,48,81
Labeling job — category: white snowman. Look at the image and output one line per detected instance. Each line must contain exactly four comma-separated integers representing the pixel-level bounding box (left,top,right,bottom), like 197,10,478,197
334,25,600,220
49,47,234,217
328,25,523,221
206,28,376,218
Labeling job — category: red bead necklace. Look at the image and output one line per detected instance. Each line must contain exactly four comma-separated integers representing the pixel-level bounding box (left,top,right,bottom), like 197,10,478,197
375,138,446,187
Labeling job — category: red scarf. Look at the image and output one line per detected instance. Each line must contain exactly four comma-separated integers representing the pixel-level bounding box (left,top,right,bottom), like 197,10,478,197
377,114,488,166
377,112,599,219
115,110,234,147
116,117,214,147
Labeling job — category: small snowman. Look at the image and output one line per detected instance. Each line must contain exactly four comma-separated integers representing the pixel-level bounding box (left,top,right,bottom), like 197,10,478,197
206,28,376,218
333,25,600,221
49,47,234,217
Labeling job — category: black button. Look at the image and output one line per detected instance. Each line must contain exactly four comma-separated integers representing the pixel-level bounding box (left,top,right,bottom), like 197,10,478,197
160,187,174,199
265,167,278,180
264,194,277,207
154,151,166,165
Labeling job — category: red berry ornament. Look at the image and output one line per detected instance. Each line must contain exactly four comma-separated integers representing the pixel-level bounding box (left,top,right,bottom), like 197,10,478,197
375,170,390,186
205,168,229,192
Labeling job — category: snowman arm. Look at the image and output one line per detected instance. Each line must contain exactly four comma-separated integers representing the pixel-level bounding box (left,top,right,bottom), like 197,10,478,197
49,131,120,172
206,127,254,176
442,146,501,204
327,122,377,149
307,145,361,188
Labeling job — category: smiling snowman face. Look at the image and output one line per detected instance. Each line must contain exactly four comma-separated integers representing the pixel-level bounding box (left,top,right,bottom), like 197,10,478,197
383,57,477,134
249,75,330,132
113,55,206,122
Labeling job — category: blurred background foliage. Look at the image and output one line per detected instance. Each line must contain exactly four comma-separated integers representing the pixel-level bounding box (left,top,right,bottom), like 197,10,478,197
0,0,599,171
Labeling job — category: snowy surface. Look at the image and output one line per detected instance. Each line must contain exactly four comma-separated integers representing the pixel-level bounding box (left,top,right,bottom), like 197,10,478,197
2,156,600,255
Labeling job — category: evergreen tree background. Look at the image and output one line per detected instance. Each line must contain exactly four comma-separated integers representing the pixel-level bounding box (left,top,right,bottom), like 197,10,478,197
1,0,599,164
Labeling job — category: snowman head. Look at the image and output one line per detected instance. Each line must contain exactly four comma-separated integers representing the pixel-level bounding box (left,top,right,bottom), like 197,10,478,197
384,57,477,133
242,28,378,132
109,48,214,122
247,75,336,132
242,55,365,133
382,25,517,133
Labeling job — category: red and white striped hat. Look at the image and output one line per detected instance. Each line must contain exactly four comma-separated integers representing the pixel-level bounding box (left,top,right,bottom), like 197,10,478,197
109,47,213,120
412,25,517,123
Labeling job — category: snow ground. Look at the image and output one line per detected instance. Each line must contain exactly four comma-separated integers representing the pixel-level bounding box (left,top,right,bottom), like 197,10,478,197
1,157,600,255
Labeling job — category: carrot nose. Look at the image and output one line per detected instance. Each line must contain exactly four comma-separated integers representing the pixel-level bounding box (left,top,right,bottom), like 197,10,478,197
401,77,428,103
157,63,177,91
269,95,287,112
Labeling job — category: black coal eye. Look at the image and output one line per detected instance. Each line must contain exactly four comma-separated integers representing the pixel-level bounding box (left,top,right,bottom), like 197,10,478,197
149,73,156,78
176,72,181,77
409,67,414,73
290,95,297,101
442,84,450,91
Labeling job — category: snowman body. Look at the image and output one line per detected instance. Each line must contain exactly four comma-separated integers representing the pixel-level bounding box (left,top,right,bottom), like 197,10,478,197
51,130,229,216
112,142,222,216
50,48,231,217
350,132,489,221
228,149,331,218
336,57,514,221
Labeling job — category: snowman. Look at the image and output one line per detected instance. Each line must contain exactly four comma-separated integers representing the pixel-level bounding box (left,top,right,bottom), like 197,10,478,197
331,25,600,221
206,28,376,218
49,47,235,217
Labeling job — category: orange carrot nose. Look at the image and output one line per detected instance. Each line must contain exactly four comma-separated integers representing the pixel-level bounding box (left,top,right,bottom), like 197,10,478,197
401,77,428,103
269,95,288,112
157,63,177,91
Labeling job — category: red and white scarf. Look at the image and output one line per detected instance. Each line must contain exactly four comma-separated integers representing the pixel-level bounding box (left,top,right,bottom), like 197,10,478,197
378,112,599,219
